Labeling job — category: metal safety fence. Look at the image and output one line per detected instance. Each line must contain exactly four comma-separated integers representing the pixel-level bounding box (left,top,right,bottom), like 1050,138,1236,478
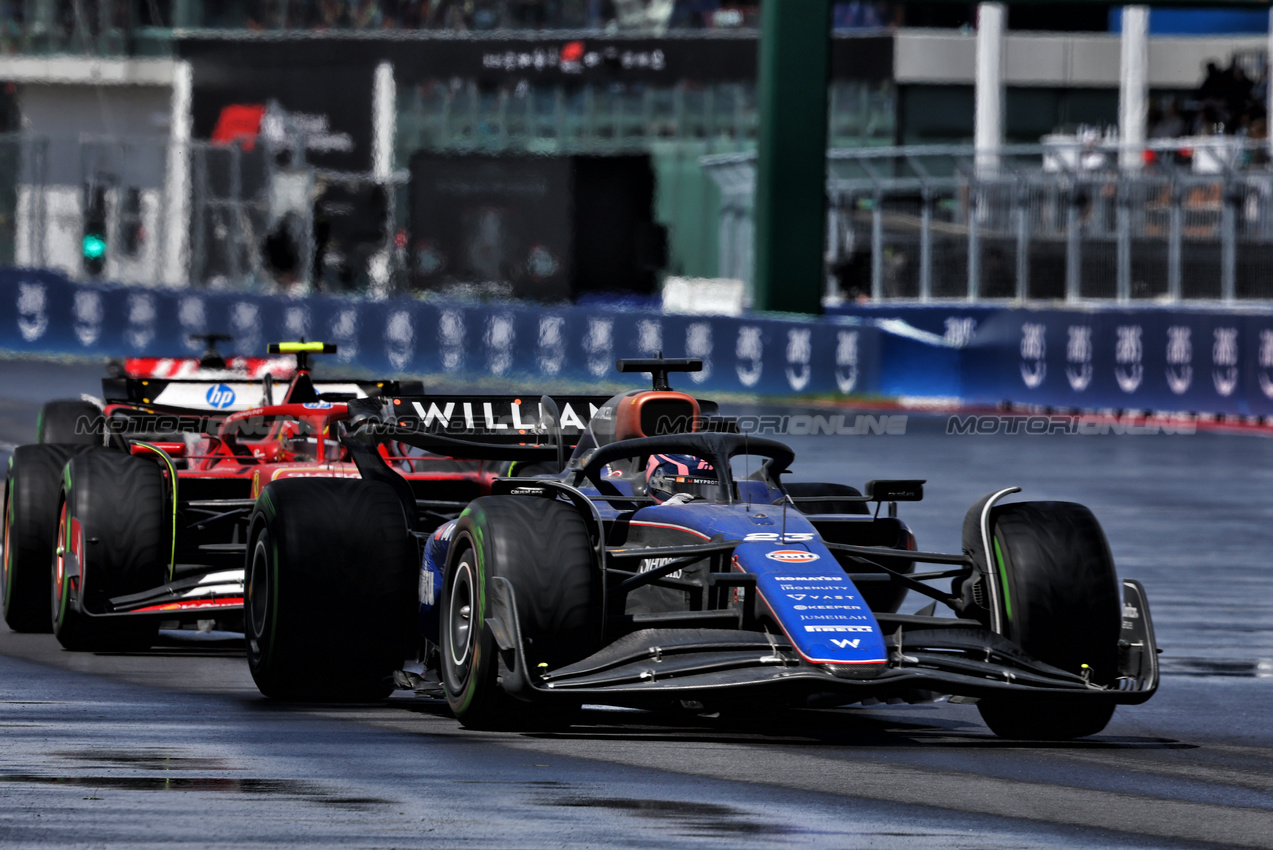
704,139,1273,303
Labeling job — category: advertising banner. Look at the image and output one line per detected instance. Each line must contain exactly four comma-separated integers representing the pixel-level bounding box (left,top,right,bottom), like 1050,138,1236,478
11,270,1272,415
0,270,964,400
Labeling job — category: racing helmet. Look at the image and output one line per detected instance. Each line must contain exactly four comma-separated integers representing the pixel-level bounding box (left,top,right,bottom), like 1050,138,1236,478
645,453,720,503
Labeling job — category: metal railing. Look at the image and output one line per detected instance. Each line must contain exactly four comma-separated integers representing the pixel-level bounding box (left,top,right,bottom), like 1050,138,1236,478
0,0,768,57
1,131,402,293
704,139,1273,303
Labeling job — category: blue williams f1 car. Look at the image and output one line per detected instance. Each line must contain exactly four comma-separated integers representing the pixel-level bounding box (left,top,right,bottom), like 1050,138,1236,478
244,358,1158,740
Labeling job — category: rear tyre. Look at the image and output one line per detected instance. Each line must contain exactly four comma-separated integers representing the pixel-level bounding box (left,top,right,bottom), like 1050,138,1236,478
3,445,92,632
441,496,599,730
245,478,417,701
53,448,166,651
976,501,1121,740
37,400,103,446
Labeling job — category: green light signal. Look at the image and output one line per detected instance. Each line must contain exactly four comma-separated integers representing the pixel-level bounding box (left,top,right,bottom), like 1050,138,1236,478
82,234,106,260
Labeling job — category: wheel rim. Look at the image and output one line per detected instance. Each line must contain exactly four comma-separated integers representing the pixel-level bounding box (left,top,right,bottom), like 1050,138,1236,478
447,558,476,672
2,483,13,609
52,500,67,624
248,535,270,642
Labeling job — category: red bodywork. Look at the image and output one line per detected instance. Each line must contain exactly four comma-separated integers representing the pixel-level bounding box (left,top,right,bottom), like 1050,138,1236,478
121,356,295,380
97,378,499,619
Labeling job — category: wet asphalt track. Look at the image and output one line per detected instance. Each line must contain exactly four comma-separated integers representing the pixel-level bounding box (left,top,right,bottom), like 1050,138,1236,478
1,358,1271,849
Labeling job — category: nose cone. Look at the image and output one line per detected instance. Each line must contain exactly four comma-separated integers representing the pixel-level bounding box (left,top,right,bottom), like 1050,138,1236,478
734,540,888,670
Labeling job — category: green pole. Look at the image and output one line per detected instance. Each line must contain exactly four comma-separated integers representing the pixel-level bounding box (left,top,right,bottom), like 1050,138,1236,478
753,0,832,315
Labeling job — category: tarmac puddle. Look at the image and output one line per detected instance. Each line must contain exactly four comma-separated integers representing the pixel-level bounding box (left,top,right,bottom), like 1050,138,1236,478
57,748,238,772
0,774,390,808
546,796,786,836
1162,657,1273,678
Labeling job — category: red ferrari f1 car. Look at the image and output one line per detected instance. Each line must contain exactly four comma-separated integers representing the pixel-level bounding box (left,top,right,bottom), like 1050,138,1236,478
2,341,523,651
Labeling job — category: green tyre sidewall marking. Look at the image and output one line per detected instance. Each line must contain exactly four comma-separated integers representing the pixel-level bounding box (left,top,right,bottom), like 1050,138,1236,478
56,501,73,629
992,536,1013,623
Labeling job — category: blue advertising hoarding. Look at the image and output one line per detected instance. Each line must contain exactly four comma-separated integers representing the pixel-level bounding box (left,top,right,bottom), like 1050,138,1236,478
9,269,1271,416
0,270,960,400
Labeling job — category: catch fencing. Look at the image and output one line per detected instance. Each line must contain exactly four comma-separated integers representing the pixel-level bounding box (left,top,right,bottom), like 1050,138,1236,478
704,139,1273,304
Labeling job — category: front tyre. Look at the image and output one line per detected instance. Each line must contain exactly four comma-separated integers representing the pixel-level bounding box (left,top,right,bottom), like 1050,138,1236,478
976,501,1121,740
4,445,92,632
245,478,416,701
441,496,600,730
53,448,166,651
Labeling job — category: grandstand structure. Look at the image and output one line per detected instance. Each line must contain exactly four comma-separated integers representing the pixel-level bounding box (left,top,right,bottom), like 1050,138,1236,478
0,2,1270,303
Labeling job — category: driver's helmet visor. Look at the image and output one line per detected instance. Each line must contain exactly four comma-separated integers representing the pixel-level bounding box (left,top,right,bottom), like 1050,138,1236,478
645,453,721,503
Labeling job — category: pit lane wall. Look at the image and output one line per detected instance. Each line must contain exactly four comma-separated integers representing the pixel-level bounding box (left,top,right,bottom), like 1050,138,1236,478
0,269,958,399
5,268,1271,416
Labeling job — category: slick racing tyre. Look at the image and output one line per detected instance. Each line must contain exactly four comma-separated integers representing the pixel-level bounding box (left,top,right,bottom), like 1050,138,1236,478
441,496,600,730
53,448,166,651
784,482,870,516
246,478,417,701
3,445,93,632
976,501,1121,740
37,400,103,446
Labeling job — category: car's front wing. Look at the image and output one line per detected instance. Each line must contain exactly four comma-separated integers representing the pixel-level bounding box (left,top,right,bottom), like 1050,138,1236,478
484,576,1158,708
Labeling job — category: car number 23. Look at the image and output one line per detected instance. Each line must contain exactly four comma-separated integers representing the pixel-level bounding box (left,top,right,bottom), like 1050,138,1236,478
743,532,815,542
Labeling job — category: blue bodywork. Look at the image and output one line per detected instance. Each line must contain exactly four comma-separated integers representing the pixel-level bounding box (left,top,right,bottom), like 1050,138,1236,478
419,477,890,676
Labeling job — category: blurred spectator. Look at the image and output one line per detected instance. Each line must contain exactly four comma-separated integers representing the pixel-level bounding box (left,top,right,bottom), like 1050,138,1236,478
668,0,717,28
1149,99,1186,139
833,2,896,30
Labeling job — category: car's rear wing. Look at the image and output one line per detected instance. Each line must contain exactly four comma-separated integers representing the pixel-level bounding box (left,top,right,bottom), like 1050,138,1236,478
352,395,611,441
101,376,417,413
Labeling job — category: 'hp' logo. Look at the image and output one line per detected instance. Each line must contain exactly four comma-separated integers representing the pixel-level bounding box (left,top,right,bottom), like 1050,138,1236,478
206,384,237,409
